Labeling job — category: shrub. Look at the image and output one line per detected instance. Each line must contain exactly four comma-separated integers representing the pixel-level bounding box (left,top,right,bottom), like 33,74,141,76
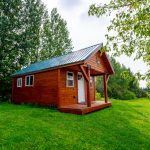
96,91,101,100
121,91,136,100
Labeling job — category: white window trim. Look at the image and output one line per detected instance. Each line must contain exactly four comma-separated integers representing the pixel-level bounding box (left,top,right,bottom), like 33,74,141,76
17,78,22,87
25,75,34,86
66,71,74,87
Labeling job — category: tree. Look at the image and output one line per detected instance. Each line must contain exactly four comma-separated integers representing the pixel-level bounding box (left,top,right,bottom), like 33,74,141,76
40,8,72,60
0,1,72,101
89,0,150,83
96,57,141,100
1,0,23,100
0,0,47,100
21,0,47,64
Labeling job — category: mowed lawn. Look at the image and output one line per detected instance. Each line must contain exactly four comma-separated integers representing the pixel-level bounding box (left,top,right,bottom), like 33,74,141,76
0,98,150,150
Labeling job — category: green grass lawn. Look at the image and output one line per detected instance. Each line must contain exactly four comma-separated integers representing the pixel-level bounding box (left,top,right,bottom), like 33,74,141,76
0,98,150,150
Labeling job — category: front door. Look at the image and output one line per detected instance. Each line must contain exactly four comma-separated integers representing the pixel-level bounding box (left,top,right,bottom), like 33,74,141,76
78,72,85,103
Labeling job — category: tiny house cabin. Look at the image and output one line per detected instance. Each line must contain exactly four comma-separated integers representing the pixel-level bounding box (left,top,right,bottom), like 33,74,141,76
12,43,114,114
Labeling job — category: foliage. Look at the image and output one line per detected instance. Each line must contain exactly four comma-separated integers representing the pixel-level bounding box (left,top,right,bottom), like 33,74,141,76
40,8,72,60
122,90,136,100
0,98,150,150
0,0,72,101
96,91,101,100
89,0,150,83
138,88,150,98
96,57,143,100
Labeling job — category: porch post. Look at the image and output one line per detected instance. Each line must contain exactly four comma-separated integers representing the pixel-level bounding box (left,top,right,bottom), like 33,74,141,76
87,64,91,107
103,74,108,103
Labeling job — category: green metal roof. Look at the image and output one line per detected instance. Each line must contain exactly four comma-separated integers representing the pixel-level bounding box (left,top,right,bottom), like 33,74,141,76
13,43,102,76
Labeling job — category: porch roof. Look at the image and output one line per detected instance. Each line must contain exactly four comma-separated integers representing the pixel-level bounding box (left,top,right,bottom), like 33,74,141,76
12,43,102,76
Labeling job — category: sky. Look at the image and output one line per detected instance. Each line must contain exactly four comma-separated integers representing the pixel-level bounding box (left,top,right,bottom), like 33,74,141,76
42,0,148,88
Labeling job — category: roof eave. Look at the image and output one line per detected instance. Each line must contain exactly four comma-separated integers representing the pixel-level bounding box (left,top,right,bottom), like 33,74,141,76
12,60,84,77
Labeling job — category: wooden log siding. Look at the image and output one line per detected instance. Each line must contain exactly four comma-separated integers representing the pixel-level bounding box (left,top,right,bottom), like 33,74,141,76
59,69,78,106
85,51,108,73
57,69,61,108
90,76,95,101
13,70,58,106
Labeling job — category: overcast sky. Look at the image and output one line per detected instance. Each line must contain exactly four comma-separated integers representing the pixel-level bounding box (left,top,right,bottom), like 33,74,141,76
42,0,148,87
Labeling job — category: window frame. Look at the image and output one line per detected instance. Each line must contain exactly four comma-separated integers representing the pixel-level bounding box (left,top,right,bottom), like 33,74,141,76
66,71,74,87
17,78,22,87
25,75,34,87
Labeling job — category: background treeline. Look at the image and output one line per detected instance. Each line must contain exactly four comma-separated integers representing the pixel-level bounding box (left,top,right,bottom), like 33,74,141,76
0,0,72,101
96,57,150,100
0,0,149,102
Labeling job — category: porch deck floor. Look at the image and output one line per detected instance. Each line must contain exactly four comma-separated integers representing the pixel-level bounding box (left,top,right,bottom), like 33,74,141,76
59,101,112,115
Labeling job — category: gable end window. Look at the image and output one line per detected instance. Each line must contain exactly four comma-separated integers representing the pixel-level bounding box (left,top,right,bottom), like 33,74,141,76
96,57,100,66
25,75,34,86
17,78,22,87
67,72,74,87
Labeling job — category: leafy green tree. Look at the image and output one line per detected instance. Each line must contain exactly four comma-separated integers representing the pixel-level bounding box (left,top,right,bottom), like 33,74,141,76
0,1,72,101
21,0,46,64
40,8,72,60
89,0,150,83
96,57,140,100
1,0,23,100
0,0,47,100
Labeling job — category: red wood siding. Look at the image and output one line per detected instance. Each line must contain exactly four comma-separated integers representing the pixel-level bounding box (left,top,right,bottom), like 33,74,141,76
12,70,58,106
12,67,97,107
86,51,107,73
90,76,95,101
59,69,78,106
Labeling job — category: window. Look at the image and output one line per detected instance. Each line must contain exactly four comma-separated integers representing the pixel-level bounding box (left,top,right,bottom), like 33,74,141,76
90,77,93,87
17,78,22,87
67,72,74,87
96,57,100,66
25,75,34,86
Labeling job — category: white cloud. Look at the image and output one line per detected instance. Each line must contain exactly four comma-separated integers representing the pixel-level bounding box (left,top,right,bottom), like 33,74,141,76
42,0,149,88
58,0,82,10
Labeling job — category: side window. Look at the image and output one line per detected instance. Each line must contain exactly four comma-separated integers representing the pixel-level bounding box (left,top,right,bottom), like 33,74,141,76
25,75,34,86
17,78,22,87
67,72,74,87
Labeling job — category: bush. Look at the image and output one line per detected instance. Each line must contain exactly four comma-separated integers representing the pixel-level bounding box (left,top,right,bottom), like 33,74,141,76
96,92,101,100
121,91,136,100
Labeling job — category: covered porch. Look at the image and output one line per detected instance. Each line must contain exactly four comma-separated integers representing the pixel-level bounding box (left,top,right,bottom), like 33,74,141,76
59,101,111,115
58,63,112,115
